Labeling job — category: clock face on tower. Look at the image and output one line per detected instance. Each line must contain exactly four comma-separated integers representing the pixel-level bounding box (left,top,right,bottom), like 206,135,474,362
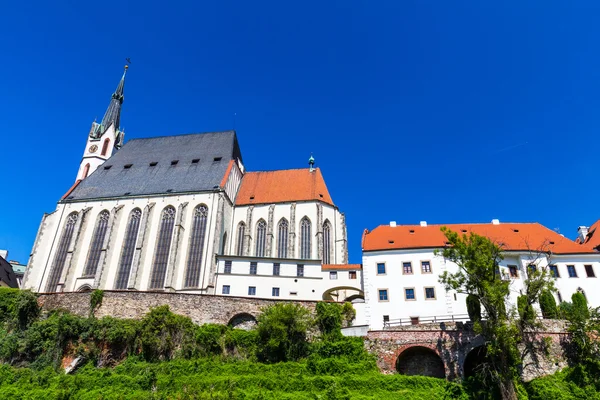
88,145,98,153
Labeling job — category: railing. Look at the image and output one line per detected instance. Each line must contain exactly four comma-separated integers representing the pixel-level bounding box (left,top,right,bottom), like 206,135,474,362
383,313,471,328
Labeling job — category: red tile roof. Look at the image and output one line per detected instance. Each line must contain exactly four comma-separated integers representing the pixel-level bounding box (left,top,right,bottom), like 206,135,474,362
321,264,362,271
235,168,334,206
61,179,82,200
219,160,235,188
362,222,596,255
576,219,600,250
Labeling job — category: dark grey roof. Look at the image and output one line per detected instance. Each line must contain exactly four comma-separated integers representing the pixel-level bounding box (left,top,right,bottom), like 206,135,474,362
0,257,18,288
65,131,242,201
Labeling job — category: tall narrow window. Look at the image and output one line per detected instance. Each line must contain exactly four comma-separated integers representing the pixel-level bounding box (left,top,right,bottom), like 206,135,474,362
83,210,110,277
277,218,289,258
114,208,142,289
45,213,78,292
149,206,176,289
101,138,110,156
236,222,245,256
323,220,332,264
255,219,267,257
300,217,311,259
82,163,90,178
184,204,209,288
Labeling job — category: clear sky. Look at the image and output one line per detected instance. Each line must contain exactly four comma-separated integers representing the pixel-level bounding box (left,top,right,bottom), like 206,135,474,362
2,1,600,264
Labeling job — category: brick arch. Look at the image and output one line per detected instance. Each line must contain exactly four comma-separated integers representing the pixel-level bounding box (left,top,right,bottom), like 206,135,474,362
227,312,258,330
394,345,446,378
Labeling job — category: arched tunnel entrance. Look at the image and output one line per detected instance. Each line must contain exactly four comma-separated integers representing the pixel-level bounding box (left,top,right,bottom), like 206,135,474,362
463,346,488,378
396,346,445,379
227,313,257,330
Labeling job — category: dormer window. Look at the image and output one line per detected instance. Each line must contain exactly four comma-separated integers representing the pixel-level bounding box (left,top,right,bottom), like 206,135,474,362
124,164,132,169
171,160,179,166
213,157,222,162
192,159,200,164
149,162,158,167
104,165,112,170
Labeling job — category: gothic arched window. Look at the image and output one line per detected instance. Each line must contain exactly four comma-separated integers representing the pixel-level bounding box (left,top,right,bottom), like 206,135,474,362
45,212,78,292
184,204,209,288
82,163,90,179
300,217,312,259
277,218,289,258
149,206,176,289
236,222,245,256
323,220,332,264
114,208,142,289
83,210,110,277
255,219,267,257
101,138,110,156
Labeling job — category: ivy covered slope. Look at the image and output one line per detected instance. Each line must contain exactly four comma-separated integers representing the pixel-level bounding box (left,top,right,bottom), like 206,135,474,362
1,288,600,399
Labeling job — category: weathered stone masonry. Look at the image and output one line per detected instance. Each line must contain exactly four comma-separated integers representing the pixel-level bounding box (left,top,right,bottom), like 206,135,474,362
38,291,317,326
364,321,570,381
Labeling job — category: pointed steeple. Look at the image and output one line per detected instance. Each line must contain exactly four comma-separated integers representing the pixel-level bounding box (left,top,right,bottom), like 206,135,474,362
100,65,127,133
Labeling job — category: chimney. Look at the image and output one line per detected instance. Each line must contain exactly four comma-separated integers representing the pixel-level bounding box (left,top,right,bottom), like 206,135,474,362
390,221,397,227
578,226,589,243
420,221,427,227
0,250,7,260
491,219,500,225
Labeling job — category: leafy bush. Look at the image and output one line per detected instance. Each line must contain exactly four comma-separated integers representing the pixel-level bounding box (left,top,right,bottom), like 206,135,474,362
256,303,312,363
138,305,197,361
517,295,535,322
539,291,558,319
89,289,104,317
315,302,343,339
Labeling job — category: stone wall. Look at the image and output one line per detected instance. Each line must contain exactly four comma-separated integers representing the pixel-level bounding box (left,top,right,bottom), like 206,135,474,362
365,320,570,381
38,291,317,326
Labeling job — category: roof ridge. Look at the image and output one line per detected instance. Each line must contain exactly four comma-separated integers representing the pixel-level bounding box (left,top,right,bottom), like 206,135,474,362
126,130,235,142
374,222,540,229
246,167,319,173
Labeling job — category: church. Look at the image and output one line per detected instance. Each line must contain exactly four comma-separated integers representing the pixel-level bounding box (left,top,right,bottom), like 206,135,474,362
22,67,363,302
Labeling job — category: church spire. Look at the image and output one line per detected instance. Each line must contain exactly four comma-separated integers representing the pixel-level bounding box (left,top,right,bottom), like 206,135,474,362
100,65,128,133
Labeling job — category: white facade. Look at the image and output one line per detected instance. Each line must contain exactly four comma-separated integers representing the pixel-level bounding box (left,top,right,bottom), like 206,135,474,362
214,256,362,301
363,248,600,330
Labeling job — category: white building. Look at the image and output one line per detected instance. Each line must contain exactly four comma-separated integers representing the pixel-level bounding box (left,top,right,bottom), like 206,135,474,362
22,67,363,302
362,220,600,330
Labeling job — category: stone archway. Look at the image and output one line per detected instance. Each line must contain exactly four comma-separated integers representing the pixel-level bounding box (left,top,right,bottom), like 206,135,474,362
77,285,92,292
396,346,445,378
463,345,487,378
322,286,364,302
227,313,257,330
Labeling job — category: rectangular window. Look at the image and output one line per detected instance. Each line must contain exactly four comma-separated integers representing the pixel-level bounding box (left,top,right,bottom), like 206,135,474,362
290,291,298,296
222,285,230,295
378,289,388,301
297,264,304,277
383,315,390,322
248,286,256,296
377,263,386,275
329,271,338,280
421,261,432,273
224,261,232,274
272,287,280,297
585,265,595,278
567,265,577,278
425,287,436,299
403,262,413,274
349,271,357,279
508,265,519,278
410,317,419,325
250,262,257,275
404,288,415,300
549,265,559,278
273,263,280,276
528,264,537,275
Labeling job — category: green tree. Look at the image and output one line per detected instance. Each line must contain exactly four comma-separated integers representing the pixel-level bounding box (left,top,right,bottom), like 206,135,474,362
539,291,558,319
256,303,312,363
315,302,343,339
517,295,535,323
466,294,481,323
437,227,553,400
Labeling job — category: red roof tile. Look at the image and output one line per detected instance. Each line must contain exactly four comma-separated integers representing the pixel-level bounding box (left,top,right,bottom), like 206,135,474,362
321,264,362,271
235,168,334,206
362,222,596,255
61,180,82,200
577,219,600,250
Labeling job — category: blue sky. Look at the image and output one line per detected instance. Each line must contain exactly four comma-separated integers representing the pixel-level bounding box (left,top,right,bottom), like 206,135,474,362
2,1,600,264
